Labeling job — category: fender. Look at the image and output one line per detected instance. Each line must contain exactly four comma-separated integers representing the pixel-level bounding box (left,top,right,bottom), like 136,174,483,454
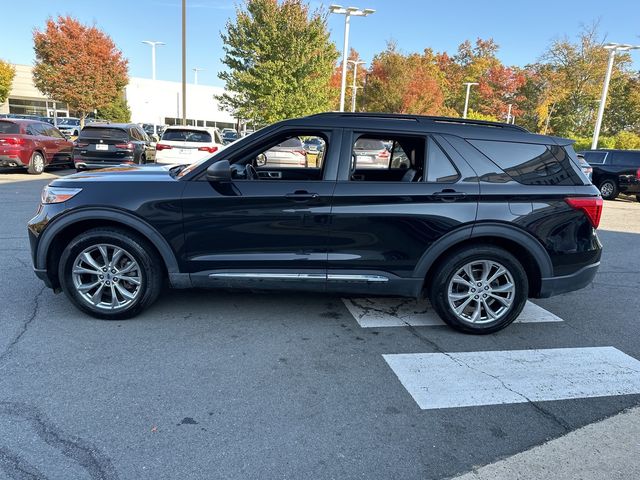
36,207,188,287
411,222,554,279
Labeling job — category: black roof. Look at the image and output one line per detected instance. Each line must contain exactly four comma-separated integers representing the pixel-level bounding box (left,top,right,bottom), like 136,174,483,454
83,123,136,129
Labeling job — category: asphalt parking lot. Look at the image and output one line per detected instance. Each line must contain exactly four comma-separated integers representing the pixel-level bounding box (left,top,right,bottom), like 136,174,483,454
1,168,639,480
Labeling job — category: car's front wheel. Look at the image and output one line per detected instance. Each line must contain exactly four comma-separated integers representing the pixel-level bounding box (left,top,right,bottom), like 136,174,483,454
599,179,618,200
58,228,163,320
428,246,528,334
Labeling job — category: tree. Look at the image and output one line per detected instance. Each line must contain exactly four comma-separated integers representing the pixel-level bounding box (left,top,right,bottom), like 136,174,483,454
96,92,131,123
0,59,15,104
217,0,338,125
33,16,128,126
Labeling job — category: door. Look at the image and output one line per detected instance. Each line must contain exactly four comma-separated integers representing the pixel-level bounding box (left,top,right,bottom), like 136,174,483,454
181,127,341,290
327,131,479,295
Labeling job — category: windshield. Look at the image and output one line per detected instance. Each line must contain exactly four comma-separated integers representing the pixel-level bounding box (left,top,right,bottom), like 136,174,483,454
58,118,80,126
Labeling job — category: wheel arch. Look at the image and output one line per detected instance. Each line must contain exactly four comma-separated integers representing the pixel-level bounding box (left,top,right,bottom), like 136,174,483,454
414,223,553,297
37,208,183,289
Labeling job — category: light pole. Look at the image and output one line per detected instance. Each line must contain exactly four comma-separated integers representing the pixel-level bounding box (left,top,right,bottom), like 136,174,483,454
193,67,204,85
462,82,478,119
142,41,165,80
329,5,375,112
591,42,640,149
181,0,186,126
506,103,513,124
348,59,365,112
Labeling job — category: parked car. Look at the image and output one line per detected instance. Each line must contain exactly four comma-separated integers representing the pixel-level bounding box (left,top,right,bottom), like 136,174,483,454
28,112,601,334
258,136,307,168
57,117,82,137
578,149,640,201
0,119,73,174
303,136,325,154
353,138,391,168
577,154,592,182
222,130,238,145
73,123,154,171
142,123,166,143
155,126,223,165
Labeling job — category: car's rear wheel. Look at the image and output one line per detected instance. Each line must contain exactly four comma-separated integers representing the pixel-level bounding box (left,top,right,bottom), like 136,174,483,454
27,151,45,175
58,228,163,320
599,179,618,200
428,246,528,334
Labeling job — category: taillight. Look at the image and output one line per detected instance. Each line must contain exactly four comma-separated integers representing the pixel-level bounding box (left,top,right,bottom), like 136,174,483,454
378,150,390,158
115,142,134,150
565,197,603,229
1,137,26,146
156,143,172,151
636,168,640,180
197,146,219,154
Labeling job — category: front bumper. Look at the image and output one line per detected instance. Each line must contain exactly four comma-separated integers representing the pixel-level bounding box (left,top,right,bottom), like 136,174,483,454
538,262,600,298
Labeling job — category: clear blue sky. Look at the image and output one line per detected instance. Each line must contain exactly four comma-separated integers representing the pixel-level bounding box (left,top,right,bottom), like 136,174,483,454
2,0,639,87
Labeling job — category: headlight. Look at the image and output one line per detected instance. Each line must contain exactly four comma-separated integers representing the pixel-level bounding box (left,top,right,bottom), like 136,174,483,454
41,186,82,204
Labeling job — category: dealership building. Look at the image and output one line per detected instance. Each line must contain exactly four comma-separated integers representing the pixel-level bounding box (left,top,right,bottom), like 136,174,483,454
0,64,237,129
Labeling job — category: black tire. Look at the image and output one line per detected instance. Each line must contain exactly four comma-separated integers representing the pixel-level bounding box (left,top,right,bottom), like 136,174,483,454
27,151,45,175
428,245,528,334
635,195,640,203
599,179,619,200
58,227,163,320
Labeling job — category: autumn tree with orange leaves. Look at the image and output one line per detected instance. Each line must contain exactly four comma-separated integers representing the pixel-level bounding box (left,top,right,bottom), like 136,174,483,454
33,16,128,126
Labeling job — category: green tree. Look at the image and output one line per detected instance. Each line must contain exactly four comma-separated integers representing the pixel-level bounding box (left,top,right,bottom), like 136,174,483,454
217,0,338,125
0,59,15,104
96,92,131,122
33,16,129,127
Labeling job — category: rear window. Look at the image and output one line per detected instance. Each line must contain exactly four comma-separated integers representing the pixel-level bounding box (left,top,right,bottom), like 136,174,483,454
79,127,128,140
0,121,19,134
582,151,607,164
355,139,385,150
162,129,212,142
469,139,581,186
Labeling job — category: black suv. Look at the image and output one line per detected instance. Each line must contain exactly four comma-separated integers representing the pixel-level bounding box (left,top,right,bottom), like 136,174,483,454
28,113,602,334
578,149,640,201
73,123,154,171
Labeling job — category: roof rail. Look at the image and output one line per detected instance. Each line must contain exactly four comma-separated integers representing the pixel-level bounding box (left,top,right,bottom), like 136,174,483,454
306,112,529,132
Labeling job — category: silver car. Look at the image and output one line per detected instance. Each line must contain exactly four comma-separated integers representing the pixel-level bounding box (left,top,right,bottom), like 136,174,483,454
258,137,307,168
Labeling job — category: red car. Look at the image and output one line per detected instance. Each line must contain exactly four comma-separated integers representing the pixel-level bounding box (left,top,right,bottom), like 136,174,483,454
0,119,73,174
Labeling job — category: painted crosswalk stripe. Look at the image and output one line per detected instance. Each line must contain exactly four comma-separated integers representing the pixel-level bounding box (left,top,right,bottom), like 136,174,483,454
383,347,640,410
342,298,562,328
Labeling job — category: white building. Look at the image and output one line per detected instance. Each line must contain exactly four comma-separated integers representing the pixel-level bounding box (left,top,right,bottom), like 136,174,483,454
1,64,237,129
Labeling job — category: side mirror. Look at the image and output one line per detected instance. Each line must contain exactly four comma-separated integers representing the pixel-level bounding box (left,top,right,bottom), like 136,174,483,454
206,159,232,182
256,153,267,167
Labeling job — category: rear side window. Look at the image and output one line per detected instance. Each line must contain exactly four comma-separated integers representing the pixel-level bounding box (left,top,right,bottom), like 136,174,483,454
162,129,212,143
582,151,607,164
469,139,581,185
611,151,640,166
79,127,128,140
0,121,19,134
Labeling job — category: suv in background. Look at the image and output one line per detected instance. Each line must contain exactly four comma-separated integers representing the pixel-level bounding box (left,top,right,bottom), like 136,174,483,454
73,123,154,171
57,117,82,137
29,113,601,334
155,126,223,165
579,149,640,201
0,118,73,174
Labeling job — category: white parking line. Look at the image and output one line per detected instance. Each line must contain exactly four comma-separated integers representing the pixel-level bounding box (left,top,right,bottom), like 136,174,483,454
342,298,562,328
383,347,640,410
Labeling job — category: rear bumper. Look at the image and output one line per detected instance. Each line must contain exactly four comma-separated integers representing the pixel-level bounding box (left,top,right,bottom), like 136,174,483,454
0,151,29,167
538,262,600,298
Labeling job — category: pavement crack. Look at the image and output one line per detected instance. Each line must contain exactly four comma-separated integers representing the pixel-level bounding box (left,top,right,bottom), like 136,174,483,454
401,324,571,432
0,446,49,480
0,402,119,480
0,286,46,366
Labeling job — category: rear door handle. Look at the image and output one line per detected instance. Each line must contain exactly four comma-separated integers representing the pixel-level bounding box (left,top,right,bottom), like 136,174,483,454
285,191,319,202
432,189,467,201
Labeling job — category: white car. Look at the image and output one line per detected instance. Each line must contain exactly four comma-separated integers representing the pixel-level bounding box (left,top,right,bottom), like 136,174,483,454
155,126,224,165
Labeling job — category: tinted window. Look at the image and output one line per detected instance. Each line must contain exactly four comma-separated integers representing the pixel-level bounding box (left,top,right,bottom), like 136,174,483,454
611,151,640,166
277,137,304,148
0,121,19,134
354,139,386,151
79,127,128,140
49,127,65,139
162,129,212,142
582,151,607,164
427,137,459,183
350,134,425,180
469,140,579,185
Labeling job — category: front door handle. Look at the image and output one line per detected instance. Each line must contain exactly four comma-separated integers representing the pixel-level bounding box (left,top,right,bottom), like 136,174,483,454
285,190,319,202
432,189,467,201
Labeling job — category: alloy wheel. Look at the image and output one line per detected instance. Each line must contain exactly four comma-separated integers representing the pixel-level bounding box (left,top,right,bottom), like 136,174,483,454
600,182,614,198
71,243,142,311
446,260,515,324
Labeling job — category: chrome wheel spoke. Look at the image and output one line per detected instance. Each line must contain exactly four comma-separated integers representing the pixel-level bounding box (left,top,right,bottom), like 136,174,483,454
81,252,103,271
491,282,514,293
454,295,474,314
122,275,141,286
114,282,135,300
78,280,101,293
482,298,498,319
110,248,124,268
452,274,472,288
487,267,506,284
91,283,106,304
449,291,470,300
469,300,482,323
117,262,137,275
73,266,101,276
489,293,511,306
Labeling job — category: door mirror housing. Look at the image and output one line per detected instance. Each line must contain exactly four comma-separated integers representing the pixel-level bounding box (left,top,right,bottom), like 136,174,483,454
255,153,267,167
206,159,232,182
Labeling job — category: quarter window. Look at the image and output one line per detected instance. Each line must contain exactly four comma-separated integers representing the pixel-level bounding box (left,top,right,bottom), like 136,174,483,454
426,137,459,183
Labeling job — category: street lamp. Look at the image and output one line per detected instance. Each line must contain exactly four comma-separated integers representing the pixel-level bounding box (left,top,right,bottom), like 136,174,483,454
591,42,640,149
141,40,165,80
462,82,478,119
348,59,365,112
193,67,205,85
329,5,375,112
